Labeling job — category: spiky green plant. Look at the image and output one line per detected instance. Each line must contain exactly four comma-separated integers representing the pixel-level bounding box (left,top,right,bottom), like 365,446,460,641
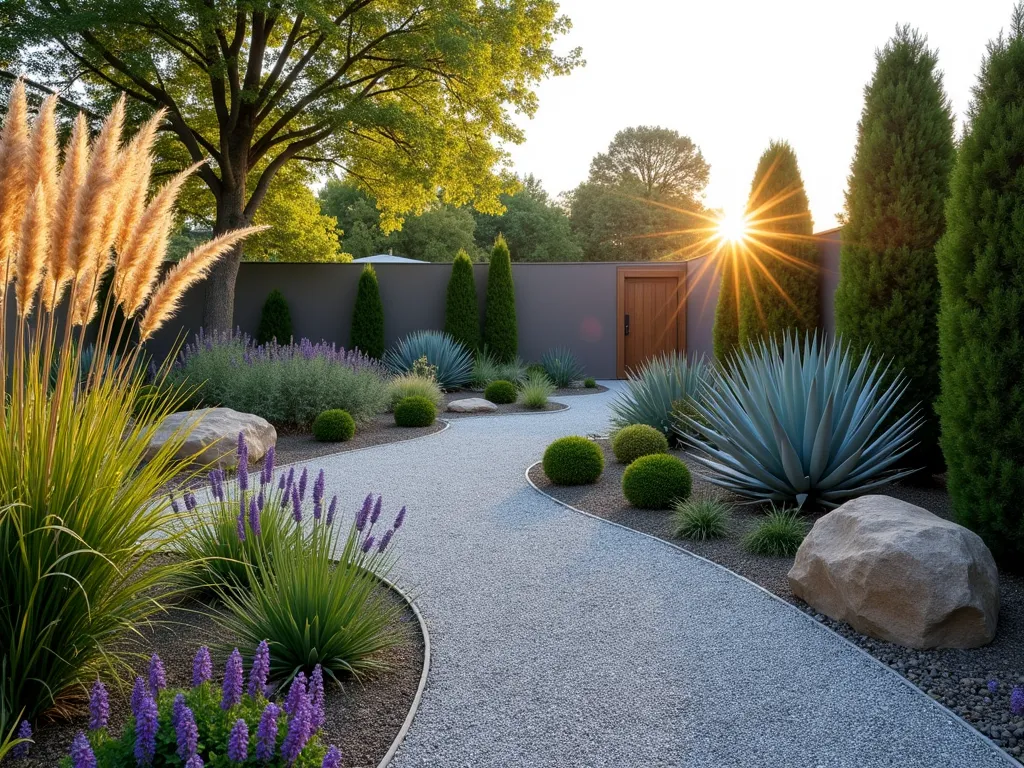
743,508,808,557
680,333,920,508
384,330,473,390
540,347,585,388
609,352,708,441
388,373,444,411
671,498,732,541
519,370,555,409
472,349,527,387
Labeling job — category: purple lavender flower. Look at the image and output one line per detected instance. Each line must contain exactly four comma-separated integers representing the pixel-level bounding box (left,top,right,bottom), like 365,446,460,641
172,693,186,729
988,679,999,694
393,505,406,531
291,485,302,523
312,470,325,520
249,640,271,698
130,676,147,719
148,654,166,697
284,466,295,494
370,495,382,526
255,702,281,761
175,700,199,760
356,494,373,531
12,720,31,759
278,474,286,490
209,469,224,502
361,535,375,554
222,648,244,710
237,510,247,542
169,495,180,514
310,664,325,731
326,496,337,526
257,488,266,512
185,756,204,768
69,731,96,768
1012,686,1024,715
262,446,275,485
298,467,308,501
88,679,109,731
283,672,307,717
193,646,213,687
237,432,249,474
227,719,249,763
378,528,394,554
281,687,312,765
249,496,262,536
134,693,158,765
322,746,343,768
184,491,197,511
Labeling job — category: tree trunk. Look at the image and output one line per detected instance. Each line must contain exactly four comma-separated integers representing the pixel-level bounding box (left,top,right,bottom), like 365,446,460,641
202,175,248,333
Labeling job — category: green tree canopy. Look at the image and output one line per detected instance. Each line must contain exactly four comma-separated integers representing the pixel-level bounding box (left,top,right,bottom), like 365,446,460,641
936,5,1024,563
588,126,710,199
11,1,580,330
473,175,582,261
834,27,955,472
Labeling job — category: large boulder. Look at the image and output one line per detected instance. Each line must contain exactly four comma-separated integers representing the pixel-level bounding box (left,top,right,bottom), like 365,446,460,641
144,407,277,468
788,495,999,649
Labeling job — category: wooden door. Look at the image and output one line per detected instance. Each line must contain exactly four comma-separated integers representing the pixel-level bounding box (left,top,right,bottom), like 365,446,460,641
616,267,686,377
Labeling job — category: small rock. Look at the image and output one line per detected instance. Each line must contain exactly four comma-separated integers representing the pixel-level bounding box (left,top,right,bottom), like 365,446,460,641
447,398,499,414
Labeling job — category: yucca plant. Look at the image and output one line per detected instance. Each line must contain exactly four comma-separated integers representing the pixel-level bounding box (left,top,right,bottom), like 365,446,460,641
540,347,585,388
0,84,261,730
384,330,474,390
679,333,920,508
609,352,708,442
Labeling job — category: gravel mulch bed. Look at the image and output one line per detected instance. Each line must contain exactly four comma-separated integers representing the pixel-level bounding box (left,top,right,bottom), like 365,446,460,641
15,583,424,768
440,389,582,418
529,438,1024,763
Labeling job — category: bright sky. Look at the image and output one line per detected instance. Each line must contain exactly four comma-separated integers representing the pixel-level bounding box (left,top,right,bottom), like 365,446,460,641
506,0,1014,231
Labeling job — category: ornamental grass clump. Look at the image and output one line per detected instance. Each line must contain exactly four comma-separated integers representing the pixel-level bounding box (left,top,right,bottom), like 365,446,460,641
610,352,708,442
0,85,262,732
388,373,444,411
519,370,555,409
540,347,585,388
742,508,808,557
472,349,527,388
671,498,732,541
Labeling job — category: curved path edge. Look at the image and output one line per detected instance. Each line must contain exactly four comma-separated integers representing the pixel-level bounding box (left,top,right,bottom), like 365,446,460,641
524,461,1018,767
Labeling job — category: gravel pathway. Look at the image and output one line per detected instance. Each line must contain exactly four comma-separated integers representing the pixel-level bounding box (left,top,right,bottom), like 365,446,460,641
301,383,1012,768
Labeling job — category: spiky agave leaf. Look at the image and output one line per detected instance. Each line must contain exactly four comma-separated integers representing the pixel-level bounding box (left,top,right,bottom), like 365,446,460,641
384,330,474,390
679,332,921,507
610,352,709,439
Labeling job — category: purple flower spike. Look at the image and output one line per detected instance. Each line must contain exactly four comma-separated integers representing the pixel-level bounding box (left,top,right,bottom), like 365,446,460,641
185,756,204,768
281,687,312,765
12,720,31,759
89,679,109,731
257,489,266,512
249,640,271,698
371,495,382,525
393,506,406,531
326,496,337,526
298,467,308,501
361,535,375,554
70,731,96,768
313,469,325,505
285,466,295,493
193,646,213,687
130,676,147,719
236,510,246,542
228,719,249,763
148,654,166,697
356,494,373,530
1012,686,1024,715
175,700,199,760
184,491,197,511
172,693,186,729
169,495,180,514
262,446,275,485
249,496,262,536
988,679,999,694
310,664,326,731
322,746,343,768
291,485,302,523
209,469,225,502
134,694,158,765
255,703,280,761
283,672,307,716
278,474,286,490
222,648,244,710
378,528,394,554
237,432,249,470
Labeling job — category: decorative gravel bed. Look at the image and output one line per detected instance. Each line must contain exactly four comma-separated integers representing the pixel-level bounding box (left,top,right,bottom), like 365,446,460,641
17,579,424,768
528,438,1024,763
440,385,607,418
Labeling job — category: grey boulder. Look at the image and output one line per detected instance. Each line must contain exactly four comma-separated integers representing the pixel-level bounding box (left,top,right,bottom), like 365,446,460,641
144,407,277,468
447,398,499,413
788,494,999,649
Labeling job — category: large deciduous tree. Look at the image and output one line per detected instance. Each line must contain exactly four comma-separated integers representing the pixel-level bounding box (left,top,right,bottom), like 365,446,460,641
473,175,582,262
12,1,580,330
936,5,1024,563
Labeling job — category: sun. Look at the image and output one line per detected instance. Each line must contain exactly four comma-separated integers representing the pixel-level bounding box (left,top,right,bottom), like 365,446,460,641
716,209,749,244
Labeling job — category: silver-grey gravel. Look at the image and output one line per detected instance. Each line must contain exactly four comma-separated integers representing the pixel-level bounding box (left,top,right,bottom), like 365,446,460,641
302,383,1012,768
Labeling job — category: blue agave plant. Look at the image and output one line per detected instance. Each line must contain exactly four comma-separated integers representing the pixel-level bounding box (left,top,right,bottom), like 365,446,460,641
384,330,474,390
678,333,920,508
609,352,708,440
540,347,585,388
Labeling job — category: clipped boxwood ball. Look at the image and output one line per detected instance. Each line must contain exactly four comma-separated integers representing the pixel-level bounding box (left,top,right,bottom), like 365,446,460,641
484,379,517,404
612,424,669,464
622,453,692,509
394,395,437,427
313,409,356,442
543,436,604,485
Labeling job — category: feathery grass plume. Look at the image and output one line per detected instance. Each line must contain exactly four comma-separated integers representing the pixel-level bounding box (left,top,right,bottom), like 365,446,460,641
0,79,30,289
113,111,164,258
15,183,50,317
139,226,266,340
43,113,90,311
27,96,58,207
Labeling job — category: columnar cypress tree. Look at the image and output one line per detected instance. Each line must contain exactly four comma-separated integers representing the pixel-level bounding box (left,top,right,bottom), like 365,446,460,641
712,248,740,361
483,235,518,361
937,5,1024,563
350,265,385,359
834,27,955,472
256,289,294,345
444,249,481,351
738,141,819,346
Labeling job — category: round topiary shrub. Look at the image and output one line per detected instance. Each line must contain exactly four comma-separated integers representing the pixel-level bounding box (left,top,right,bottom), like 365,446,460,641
394,395,436,428
611,424,669,464
622,454,692,509
313,409,356,442
484,379,517,404
584,377,597,389
543,436,604,485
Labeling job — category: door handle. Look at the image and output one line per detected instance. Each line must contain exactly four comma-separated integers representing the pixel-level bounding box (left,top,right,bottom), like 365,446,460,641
624,314,630,336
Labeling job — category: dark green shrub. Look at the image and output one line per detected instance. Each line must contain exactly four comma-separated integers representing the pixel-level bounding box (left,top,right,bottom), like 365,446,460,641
738,141,819,347
543,436,604,485
743,508,807,557
394,395,436,427
834,27,954,472
351,265,385,359
584,377,597,388
611,424,669,464
936,6,1024,563
672,498,732,541
256,288,294,345
484,379,517,404
313,408,356,442
483,235,518,362
622,453,692,509
713,251,740,361
444,249,481,352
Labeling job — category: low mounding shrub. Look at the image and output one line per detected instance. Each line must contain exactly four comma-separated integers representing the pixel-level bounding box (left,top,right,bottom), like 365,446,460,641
743,508,808,557
484,379,517,404
540,347,585,388
168,331,390,430
610,352,708,441
622,454,692,509
313,409,356,442
584,378,597,389
472,350,527,388
519,370,555,409
611,424,669,464
388,373,444,412
543,437,604,485
672,499,731,540
52,645,338,767
256,288,294,345
384,330,474,390
394,396,437,427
